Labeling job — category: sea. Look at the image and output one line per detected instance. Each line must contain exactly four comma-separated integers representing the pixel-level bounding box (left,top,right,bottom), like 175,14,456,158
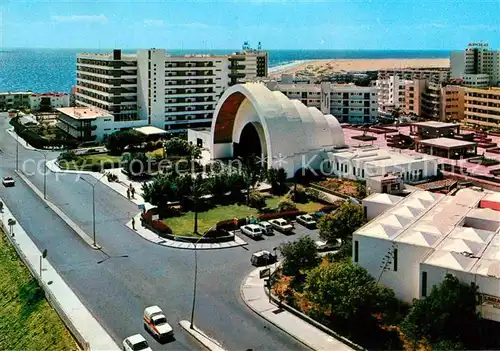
0,48,450,93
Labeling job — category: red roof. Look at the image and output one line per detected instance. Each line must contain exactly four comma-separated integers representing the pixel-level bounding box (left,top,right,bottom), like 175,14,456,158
479,200,500,212
31,92,68,97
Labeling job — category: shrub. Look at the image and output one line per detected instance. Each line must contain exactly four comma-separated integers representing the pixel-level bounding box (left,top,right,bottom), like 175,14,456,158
249,191,266,209
151,220,172,235
258,210,306,221
290,185,308,203
58,151,77,162
278,199,298,212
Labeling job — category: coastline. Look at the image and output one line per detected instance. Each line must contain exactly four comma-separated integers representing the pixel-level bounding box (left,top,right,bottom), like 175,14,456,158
269,58,450,79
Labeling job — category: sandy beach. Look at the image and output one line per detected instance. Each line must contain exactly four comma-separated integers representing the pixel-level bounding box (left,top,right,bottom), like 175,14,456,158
270,58,450,79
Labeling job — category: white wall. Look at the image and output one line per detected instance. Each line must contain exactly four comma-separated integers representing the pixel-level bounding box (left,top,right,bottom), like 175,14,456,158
30,95,70,110
148,50,166,128
450,51,466,79
362,199,395,220
92,118,147,141
187,129,212,151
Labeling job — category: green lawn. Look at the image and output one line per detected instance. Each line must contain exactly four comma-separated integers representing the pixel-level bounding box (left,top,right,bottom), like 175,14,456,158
165,203,260,236
146,148,164,159
164,197,325,236
58,153,121,171
0,230,79,350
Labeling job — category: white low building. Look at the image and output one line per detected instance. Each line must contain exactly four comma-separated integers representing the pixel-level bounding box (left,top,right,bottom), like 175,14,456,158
326,146,439,183
354,188,500,322
56,107,146,141
30,92,70,111
187,128,211,150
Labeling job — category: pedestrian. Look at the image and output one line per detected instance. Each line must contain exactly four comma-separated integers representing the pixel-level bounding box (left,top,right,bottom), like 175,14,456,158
131,186,135,199
132,217,136,230
126,188,130,200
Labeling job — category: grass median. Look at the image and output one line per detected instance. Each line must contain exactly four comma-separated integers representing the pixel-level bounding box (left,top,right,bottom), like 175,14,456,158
0,229,79,350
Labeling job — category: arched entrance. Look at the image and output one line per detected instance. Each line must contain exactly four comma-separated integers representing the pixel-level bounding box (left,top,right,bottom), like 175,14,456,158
233,122,267,162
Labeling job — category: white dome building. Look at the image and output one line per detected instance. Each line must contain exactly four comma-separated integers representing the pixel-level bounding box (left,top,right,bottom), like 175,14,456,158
210,83,346,177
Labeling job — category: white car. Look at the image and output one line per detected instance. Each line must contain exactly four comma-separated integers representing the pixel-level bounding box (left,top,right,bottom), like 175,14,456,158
315,239,342,252
2,176,15,187
143,306,174,340
269,218,294,234
296,214,317,229
123,334,152,351
241,224,263,238
258,221,273,235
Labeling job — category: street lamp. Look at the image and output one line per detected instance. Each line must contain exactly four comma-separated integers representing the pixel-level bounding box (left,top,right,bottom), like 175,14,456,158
33,149,49,200
81,174,106,248
175,230,213,330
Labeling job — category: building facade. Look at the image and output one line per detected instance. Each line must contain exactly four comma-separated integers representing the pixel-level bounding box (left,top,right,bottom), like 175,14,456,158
464,87,500,129
451,43,500,87
75,48,268,133
0,92,31,110
354,188,500,322
30,92,70,111
403,79,426,116
378,68,450,84
376,75,407,112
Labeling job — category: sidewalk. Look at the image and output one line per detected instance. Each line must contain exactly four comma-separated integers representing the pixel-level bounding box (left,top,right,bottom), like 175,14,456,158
240,267,356,351
0,197,120,351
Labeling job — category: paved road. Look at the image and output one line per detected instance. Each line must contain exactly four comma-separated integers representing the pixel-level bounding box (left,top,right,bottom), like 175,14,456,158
0,113,316,350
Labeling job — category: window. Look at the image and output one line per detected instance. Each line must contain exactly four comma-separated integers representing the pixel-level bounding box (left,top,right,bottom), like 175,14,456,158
336,162,339,171
353,167,356,176
363,206,367,219
361,169,365,178
354,241,359,262
393,249,398,271
421,271,427,297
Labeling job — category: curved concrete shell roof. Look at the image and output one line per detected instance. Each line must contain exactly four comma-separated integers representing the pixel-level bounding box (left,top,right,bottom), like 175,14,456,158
211,83,345,164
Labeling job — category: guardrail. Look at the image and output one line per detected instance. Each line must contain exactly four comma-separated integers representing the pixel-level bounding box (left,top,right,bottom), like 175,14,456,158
0,219,90,351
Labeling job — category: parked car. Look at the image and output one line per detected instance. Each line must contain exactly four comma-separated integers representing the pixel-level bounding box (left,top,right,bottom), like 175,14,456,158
143,306,174,340
258,221,274,235
240,224,263,239
268,218,293,234
315,239,342,252
296,214,317,229
123,334,152,351
2,176,15,187
251,250,277,266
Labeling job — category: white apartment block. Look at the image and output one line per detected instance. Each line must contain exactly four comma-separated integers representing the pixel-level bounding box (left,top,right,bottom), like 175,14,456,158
265,80,378,124
30,92,70,111
378,68,450,84
354,188,500,322
376,76,407,112
76,48,268,133
451,43,500,87
0,92,31,110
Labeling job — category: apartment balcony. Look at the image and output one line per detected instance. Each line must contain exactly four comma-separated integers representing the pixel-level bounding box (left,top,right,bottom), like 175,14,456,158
228,64,246,70
164,118,212,125
164,101,214,107
228,72,246,78
165,109,215,116
228,56,246,62
164,92,217,98
165,66,215,71
164,84,215,89
78,86,112,97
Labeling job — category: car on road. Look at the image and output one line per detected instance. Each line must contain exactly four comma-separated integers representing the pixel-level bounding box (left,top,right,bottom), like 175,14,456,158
241,224,263,239
296,214,317,229
2,176,15,187
143,306,174,341
258,221,273,235
123,334,152,351
315,239,342,252
251,250,277,266
268,218,293,234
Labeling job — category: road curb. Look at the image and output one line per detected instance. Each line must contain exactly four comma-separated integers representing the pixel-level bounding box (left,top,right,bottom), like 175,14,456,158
239,269,316,351
7,128,36,150
178,320,226,351
15,170,101,250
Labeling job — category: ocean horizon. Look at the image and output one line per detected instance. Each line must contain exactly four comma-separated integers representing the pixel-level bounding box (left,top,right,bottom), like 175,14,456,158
0,48,451,93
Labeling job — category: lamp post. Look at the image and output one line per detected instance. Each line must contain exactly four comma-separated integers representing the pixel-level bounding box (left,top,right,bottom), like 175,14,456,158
16,131,19,171
33,149,49,200
81,174,106,248
175,230,212,330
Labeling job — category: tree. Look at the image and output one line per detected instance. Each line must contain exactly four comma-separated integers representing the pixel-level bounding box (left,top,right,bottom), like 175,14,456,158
123,152,149,176
106,129,146,154
267,167,288,195
164,137,201,160
142,173,179,210
240,154,265,204
304,261,398,329
279,236,320,278
249,191,266,210
277,199,297,212
401,274,481,349
318,202,365,243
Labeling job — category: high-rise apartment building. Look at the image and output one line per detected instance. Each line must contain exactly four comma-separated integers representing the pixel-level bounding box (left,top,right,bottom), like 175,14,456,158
377,68,450,84
265,79,378,124
376,75,407,112
451,43,500,87
464,87,500,129
75,48,268,132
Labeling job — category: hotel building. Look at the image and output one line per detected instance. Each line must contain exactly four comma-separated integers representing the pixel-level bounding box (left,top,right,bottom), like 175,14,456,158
377,68,450,84
451,43,500,87
464,87,500,129
265,80,378,124
0,92,31,110
376,75,407,112
75,48,268,133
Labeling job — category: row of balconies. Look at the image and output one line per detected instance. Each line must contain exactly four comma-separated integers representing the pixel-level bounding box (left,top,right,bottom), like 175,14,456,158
165,62,214,68
165,70,214,77
165,105,213,113
165,88,214,94
165,80,214,86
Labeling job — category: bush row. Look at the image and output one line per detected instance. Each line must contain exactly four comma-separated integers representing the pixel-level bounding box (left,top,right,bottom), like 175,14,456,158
141,210,173,236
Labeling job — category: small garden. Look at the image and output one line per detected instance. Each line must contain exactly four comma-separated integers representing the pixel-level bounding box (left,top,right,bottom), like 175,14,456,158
140,156,332,239
272,204,500,350
315,178,367,199
10,116,79,149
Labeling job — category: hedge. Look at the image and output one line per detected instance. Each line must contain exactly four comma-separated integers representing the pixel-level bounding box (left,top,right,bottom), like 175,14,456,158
258,210,306,221
141,210,173,236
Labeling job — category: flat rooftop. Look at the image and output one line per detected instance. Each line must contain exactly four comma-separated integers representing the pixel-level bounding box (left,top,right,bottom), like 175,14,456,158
56,107,113,119
134,126,168,136
411,121,460,129
329,146,438,164
417,137,477,149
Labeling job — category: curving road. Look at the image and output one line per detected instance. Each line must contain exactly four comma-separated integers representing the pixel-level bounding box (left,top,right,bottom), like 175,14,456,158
0,113,314,351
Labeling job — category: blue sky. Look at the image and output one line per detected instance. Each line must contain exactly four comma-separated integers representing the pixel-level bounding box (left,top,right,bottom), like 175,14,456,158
1,0,499,50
